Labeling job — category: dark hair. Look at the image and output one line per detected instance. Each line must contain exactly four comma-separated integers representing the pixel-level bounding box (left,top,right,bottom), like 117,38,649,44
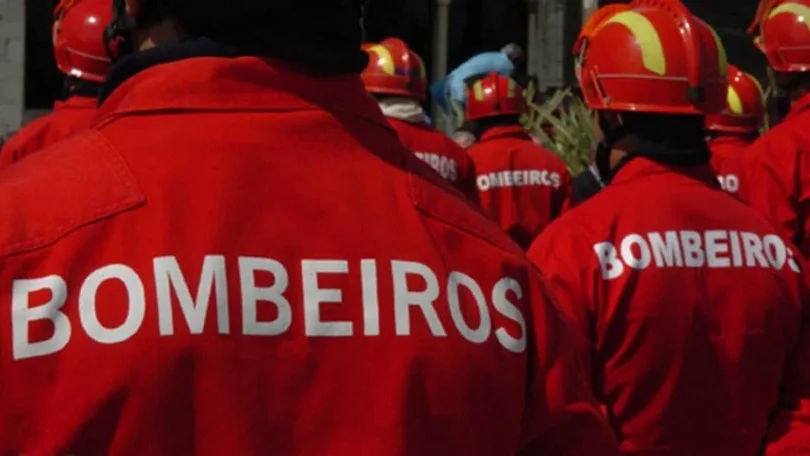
621,112,707,147
469,114,521,138
134,0,368,73
64,77,101,98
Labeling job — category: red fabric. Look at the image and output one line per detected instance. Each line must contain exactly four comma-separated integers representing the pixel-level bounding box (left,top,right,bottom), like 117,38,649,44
708,135,753,197
0,96,97,169
387,118,478,201
740,92,810,258
467,125,571,249
528,157,810,456
0,56,618,455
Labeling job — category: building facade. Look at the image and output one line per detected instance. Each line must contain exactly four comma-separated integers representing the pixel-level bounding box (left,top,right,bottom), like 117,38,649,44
0,0,25,137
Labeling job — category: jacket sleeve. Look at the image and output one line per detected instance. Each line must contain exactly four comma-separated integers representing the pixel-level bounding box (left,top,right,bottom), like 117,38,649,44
740,136,803,252
765,266,810,455
517,265,619,456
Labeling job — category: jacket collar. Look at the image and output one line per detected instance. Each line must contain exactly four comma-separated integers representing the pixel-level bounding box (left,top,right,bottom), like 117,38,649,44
95,38,388,129
54,95,98,110
708,134,756,149
611,156,721,190
479,125,531,142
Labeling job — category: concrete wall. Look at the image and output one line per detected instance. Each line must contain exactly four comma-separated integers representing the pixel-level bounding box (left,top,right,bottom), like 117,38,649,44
539,0,565,90
0,0,24,136
528,0,566,91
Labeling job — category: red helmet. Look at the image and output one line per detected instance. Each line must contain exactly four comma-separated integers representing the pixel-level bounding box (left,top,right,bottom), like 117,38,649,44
575,4,631,82
53,0,113,83
574,4,631,57
464,73,526,121
361,38,427,100
578,0,727,115
750,0,810,72
706,64,765,133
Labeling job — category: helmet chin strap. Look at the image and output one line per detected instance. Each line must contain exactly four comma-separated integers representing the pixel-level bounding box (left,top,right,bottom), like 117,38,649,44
103,0,135,61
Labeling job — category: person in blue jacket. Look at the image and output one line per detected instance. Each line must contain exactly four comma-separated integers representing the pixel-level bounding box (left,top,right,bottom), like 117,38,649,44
430,43,524,131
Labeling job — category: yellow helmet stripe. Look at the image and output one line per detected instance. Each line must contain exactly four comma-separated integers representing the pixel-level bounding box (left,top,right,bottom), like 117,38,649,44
473,81,485,101
727,85,744,114
603,11,666,75
367,45,395,75
507,79,516,98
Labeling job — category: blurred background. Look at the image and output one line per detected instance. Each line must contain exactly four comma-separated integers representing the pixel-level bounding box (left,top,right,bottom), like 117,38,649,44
23,0,763,111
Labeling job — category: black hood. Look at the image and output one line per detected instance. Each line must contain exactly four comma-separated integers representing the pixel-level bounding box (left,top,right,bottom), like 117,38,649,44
99,37,367,105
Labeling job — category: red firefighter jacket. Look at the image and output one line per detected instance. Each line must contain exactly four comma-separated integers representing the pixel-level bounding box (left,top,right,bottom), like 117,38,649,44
708,135,753,197
741,93,810,257
387,118,478,201
528,157,810,456
0,50,618,455
467,125,571,249
0,95,97,169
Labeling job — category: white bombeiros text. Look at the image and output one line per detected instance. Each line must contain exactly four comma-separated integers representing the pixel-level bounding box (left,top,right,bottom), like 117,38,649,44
11,257,528,360
594,230,801,280
476,169,561,191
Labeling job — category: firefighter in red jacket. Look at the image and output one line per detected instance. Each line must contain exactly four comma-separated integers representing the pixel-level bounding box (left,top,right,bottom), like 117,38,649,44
742,0,810,258
705,64,765,196
569,3,629,206
0,0,619,454
361,38,477,200
528,1,810,454
464,73,571,249
0,0,110,169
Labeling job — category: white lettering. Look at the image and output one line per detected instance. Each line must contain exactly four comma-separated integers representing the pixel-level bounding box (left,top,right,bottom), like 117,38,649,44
447,271,491,343
763,235,787,269
594,242,624,279
8,257,537,360
361,259,380,336
729,230,743,266
705,230,730,267
12,276,70,360
475,168,563,191
492,278,527,353
302,260,353,337
680,231,705,267
391,260,446,337
620,234,651,270
239,257,292,336
649,231,684,267
79,264,145,344
477,175,490,191
718,174,739,193
741,232,768,267
154,255,229,336
593,230,801,279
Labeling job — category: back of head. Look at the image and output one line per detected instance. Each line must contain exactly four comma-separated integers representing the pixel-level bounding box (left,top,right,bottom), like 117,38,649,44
53,0,113,83
360,37,427,100
500,43,524,66
107,0,368,74
464,73,526,123
705,64,765,135
578,0,727,144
